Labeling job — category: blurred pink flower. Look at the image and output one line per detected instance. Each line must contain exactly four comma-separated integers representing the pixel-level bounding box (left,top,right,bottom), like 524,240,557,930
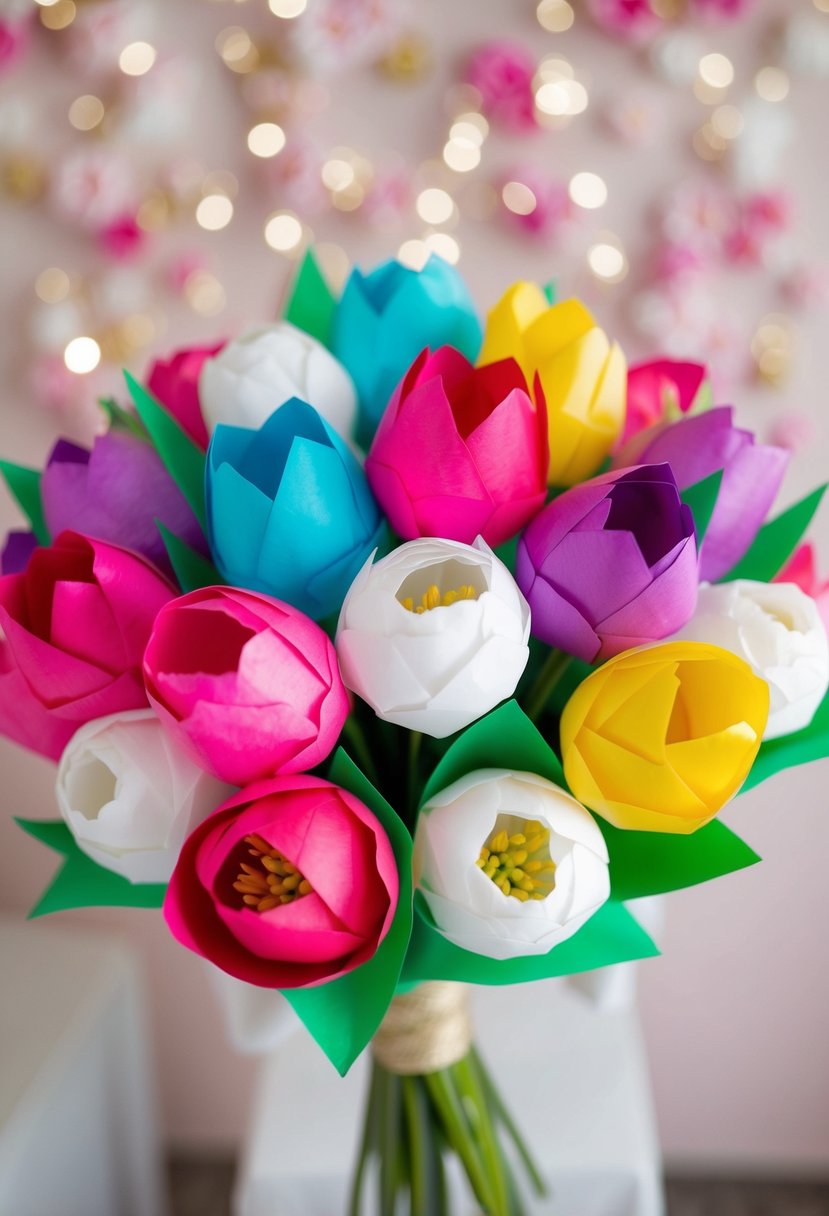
262,137,327,215
499,168,573,238
604,89,662,145
781,264,829,310
774,544,829,635
363,166,411,226
692,0,753,16
52,148,136,230
662,180,737,258
98,214,146,261
653,241,708,284
768,411,816,453
0,14,31,71
586,0,663,43
465,41,537,133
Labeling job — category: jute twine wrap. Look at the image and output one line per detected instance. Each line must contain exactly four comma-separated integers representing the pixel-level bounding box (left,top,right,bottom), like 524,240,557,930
371,982,472,1075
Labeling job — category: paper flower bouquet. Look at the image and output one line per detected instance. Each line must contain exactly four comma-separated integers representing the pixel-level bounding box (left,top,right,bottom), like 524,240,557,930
4,252,829,1216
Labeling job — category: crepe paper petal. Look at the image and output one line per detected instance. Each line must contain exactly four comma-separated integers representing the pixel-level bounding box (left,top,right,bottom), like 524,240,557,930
0,531,174,761
332,255,483,446
516,464,698,663
98,395,150,442
56,709,233,884
283,248,338,350
163,775,399,1002
601,818,759,901
147,343,224,451
679,470,723,545
478,283,626,487
561,641,769,834
616,406,789,583
16,818,167,917
41,432,207,579
282,749,414,1076
124,370,208,532
673,580,829,740
741,685,829,793
400,896,658,986
156,522,225,594
336,538,530,739
415,767,610,960
421,699,565,807
621,359,710,449
0,460,49,545
366,348,548,549
206,399,383,621
721,484,828,584
144,586,348,786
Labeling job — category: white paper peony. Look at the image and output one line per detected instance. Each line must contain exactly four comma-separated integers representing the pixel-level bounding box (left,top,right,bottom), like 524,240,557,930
56,710,233,883
414,768,610,960
674,579,829,739
199,320,357,441
336,537,531,738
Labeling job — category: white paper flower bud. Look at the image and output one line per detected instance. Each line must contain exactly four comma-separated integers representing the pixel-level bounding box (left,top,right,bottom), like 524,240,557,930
56,710,233,883
336,537,531,738
414,768,610,960
199,321,357,441
674,580,829,740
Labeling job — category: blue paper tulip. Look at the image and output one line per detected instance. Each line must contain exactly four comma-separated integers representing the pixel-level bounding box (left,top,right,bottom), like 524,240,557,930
206,399,385,620
332,255,483,446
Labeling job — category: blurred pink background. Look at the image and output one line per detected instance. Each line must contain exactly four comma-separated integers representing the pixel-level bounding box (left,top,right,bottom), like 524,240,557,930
1,0,827,1171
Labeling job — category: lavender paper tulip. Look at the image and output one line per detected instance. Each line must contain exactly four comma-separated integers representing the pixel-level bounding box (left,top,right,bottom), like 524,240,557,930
516,464,698,662
41,434,206,576
1,530,37,573
615,406,788,582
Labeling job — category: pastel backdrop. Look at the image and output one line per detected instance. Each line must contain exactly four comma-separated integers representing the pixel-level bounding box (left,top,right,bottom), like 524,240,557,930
1,0,827,1173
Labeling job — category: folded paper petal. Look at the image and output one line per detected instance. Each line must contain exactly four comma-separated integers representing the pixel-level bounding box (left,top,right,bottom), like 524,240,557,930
147,341,224,449
561,641,769,833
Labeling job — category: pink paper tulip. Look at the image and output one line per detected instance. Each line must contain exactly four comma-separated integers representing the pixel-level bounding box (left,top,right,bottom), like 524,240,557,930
143,586,349,786
0,531,174,761
621,358,710,448
164,776,399,988
147,341,224,449
366,347,548,548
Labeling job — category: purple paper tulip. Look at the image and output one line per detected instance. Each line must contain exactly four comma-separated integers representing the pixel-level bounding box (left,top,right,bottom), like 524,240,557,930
1,530,37,574
41,433,206,576
615,406,788,582
516,463,698,663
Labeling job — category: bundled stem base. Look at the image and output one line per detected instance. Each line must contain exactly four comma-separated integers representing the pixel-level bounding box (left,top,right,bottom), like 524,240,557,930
349,984,547,1216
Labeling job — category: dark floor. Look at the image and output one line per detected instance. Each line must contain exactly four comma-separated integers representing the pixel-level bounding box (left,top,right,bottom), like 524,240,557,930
168,1157,829,1216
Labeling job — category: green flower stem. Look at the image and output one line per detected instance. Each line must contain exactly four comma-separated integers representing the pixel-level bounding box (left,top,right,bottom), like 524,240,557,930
422,1068,493,1213
348,1060,381,1216
471,1047,547,1199
523,648,572,723
341,716,382,789
401,1076,429,1215
407,731,423,816
450,1055,513,1216
379,1065,403,1215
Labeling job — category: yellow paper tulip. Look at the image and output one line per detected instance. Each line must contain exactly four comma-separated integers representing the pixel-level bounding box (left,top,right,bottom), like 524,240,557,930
478,281,627,486
560,642,769,834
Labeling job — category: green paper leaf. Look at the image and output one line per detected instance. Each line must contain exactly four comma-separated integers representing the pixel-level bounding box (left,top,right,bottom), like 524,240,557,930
721,484,828,583
680,469,723,544
16,819,166,917
600,818,759,901
156,521,223,593
123,371,207,532
280,749,414,1075
401,897,658,987
0,461,49,545
421,701,566,807
543,281,556,305
741,687,829,793
98,396,150,441
283,249,338,349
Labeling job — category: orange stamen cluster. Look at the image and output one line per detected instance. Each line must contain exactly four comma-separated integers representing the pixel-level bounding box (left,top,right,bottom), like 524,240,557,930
233,833,312,913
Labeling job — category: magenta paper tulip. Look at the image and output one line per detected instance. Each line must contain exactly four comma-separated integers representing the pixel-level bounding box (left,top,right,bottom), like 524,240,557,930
164,776,399,988
143,586,349,786
620,358,710,448
365,347,548,548
516,464,698,662
0,531,174,761
147,340,224,449
615,406,788,582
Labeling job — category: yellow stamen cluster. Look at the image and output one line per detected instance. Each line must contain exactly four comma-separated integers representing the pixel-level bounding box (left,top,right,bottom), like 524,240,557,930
399,583,479,613
476,820,556,902
233,833,313,913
